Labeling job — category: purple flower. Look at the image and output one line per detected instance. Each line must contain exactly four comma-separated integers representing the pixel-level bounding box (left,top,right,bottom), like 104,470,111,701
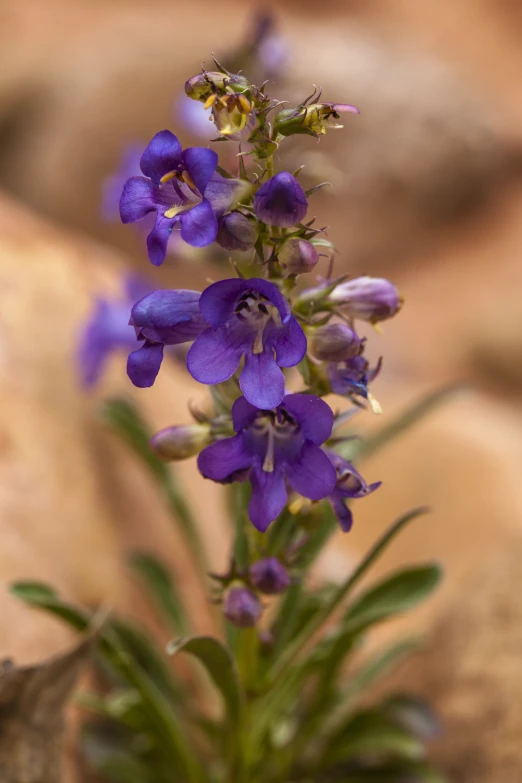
198,394,337,532
78,275,152,388
127,289,207,387
278,238,319,276
310,323,361,362
119,130,244,265
328,276,402,324
187,278,306,409
326,450,381,532
223,586,262,627
250,558,290,594
101,143,144,222
216,212,257,252
328,344,382,402
254,172,308,228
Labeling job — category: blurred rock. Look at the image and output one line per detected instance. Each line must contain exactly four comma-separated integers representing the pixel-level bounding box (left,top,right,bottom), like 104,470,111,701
0,190,228,664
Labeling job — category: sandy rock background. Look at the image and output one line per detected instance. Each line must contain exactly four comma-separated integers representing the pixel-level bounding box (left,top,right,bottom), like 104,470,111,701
1,0,522,780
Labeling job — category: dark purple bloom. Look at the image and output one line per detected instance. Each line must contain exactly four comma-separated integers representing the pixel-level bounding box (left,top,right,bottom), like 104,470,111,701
326,450,381,532
187,278,306,409
198,394,337,531
127,289,207,387
223,586,262,627
250,558,290,594
216,212,257,252
328,343,382,402
253,172,308,228
119,130,244,265
78,275,152,388
329,276,402,324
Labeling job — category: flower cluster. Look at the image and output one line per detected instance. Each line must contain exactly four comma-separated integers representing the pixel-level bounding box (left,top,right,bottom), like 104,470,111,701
114,61,402,624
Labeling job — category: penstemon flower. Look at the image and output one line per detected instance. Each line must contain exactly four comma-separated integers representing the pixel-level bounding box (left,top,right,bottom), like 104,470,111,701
326,449,382,531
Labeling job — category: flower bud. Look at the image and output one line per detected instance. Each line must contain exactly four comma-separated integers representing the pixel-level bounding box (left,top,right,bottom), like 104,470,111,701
149,424,212,461
223,586,262,628
184,71,249,102
249,558,290,595
310,323,361,362
216,212,257,252
254,172,308,228
328,277,401,324
275,102,359,138
278,238,319,276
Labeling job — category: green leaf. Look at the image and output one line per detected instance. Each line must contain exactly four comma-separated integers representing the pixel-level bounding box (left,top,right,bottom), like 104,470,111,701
341,638,422,703
167,636,243,728
10,581,90,631
130,552,189,634
342,564,442,635
382,694,441,740
101,398,207,571
326,710,425,764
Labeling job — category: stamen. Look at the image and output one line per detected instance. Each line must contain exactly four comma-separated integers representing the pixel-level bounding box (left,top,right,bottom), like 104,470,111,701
262,426,275,473
238,95,252,114
367,392,382,415
164,204,191,219
253,328,264,355
181,169,197,190
204,94,217,110
160,170,178,184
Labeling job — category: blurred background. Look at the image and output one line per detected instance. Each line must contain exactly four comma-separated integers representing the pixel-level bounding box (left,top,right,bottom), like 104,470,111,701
1,0,522,780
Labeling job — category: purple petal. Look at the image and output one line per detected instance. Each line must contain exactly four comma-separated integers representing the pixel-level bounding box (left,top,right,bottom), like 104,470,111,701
146,215,176,266
331,496,354,532
231,396,259,432
285,442,337,500
333,103,360,114
127,341,164,387
246,278,292,324
198,434,253,482
140,130,182,183
187,325,244,385
254,172,308,228
181,147,218,195
199,278,250,328
179,199,218,247
131,289,206,344
240,351,285,409
204,174,247,217
282,394,334,444
249,466,288,532
268,316,307,367
120,177,158,224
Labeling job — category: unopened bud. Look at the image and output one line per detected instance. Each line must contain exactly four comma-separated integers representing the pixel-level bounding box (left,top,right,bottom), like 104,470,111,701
223,586,262,628
217,212,257,252
149,424,212,461
278,238,319,276
250,557,290,595
328,276,402,324
275,102,359,138
184,71,249,102
310,323,361,362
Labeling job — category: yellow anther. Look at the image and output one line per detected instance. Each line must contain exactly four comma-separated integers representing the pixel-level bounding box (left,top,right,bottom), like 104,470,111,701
203,94,217,110
160,170,177,184
181,169,197,191
367,393,382,415
237,95,252,114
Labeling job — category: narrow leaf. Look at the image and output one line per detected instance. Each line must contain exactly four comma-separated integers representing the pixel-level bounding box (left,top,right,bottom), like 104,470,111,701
130,552,189,634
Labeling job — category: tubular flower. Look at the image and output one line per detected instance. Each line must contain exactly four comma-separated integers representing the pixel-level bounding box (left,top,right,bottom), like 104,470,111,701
216,212,257,251
187,278,306,409
328,344,382,403
127,290,207,387
197,394,337,531
78,275,152,388
253,172,308,228
275,102,359,138
325,450,381,532
328,276,402,324
119,130,245,264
